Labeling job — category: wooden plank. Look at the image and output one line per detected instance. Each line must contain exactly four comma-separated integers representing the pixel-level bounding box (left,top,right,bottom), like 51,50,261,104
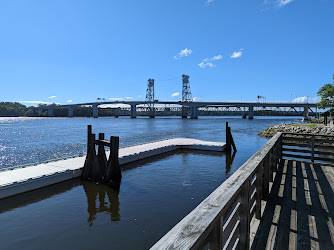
315,138,334,144
282,153,312,160
314,150,334,156
283,137,311,142
283,132,334,138
314,156,334,162
282,142,311,148
314,144,334,150
282,148,312,154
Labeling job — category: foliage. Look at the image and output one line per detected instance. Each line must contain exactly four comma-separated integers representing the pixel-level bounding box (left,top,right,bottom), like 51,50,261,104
317,74,334,109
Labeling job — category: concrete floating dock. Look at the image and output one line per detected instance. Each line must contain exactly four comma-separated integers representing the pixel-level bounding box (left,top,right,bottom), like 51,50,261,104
0,138,225,199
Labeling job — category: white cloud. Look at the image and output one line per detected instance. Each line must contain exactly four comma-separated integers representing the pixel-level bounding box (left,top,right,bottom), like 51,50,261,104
19,101,53,104
198,62,215,68
109,97,123,100
206,0,214,4
174,48,192,60
192,97,202,101
48,96,57,99
231,49,243,58
291,96,320,103
171,92,180,97
277,0,294,7
125,97,133,100
67,100,73,103
211,54,222,61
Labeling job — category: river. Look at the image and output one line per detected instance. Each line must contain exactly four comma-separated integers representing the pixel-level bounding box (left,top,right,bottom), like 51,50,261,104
0,116,300,249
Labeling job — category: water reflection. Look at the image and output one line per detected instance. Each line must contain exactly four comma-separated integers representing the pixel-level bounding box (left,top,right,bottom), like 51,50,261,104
82,181,120,226
225,151,236,178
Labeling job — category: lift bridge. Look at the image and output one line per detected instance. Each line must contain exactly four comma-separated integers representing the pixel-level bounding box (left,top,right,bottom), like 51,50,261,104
36,74,322,119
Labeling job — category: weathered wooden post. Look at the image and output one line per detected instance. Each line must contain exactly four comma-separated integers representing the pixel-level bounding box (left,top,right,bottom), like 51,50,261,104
239,179,251,249
105,136,122,186
311,135,315,162
87,125,92,154
226,122,231,152
262,154,270,199
97,133,107,180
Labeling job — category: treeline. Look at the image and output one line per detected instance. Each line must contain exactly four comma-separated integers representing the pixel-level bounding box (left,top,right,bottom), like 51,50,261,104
0,102,38,117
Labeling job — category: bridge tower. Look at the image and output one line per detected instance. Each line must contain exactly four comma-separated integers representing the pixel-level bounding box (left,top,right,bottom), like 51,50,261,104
182,74,192,118
145,78,155,118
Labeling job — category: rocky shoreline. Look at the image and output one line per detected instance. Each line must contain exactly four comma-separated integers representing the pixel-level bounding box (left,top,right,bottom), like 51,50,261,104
258,123,334,137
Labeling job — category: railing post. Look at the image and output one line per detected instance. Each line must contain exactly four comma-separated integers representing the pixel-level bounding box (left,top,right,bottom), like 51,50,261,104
262,155,270,199
269,150,274,182
239,179,251,249
255,164,263,220
208,220,222,250
311,135,315,162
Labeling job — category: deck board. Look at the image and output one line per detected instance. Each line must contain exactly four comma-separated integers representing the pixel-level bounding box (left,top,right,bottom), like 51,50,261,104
251,159,334,249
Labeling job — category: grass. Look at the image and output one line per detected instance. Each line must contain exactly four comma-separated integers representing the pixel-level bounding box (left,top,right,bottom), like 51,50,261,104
289,123,318,128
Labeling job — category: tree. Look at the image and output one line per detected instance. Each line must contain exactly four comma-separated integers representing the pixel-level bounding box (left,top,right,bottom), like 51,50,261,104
317,74,334,109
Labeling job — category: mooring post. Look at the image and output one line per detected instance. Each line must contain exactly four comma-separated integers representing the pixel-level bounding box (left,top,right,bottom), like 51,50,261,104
226,122,231,152
98,133,107,179
110,136,122,183
87,125,92,154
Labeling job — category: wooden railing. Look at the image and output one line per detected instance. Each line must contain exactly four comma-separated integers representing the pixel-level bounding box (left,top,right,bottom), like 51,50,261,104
282,132,334,163
151,132,282,250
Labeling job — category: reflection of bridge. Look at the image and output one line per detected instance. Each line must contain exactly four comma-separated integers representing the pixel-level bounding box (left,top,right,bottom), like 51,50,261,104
37,101,319,119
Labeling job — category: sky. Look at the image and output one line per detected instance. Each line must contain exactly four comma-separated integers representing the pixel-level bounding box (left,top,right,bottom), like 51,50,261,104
0,0,333,106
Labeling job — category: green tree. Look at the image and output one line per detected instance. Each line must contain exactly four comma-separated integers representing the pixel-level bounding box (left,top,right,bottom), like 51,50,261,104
317,74,334,109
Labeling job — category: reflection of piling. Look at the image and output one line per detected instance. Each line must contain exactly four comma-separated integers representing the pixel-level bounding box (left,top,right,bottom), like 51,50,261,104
82,125,122,187
82,181,120,226
225,122,237,153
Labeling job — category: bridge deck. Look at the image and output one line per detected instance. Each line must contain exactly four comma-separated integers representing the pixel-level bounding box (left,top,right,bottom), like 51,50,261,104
0,138,225,199
251,159,334,249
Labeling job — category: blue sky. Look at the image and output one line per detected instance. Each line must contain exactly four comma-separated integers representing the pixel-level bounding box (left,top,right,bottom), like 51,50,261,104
1,0,333,106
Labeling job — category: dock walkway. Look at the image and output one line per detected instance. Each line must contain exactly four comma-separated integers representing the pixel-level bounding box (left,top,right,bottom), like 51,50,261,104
251,159,334,249
0,138,225,199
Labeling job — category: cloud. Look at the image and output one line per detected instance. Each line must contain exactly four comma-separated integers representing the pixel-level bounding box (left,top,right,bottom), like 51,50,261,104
199,54,222,68
67,100,72,103
174,48,192,60
192,97,202,101
231,49,243,58
19,101,53,104
109,98,122,101
206,0,214,4
125,97,133,100
198,62,215,68
171,92,180,97
291,96,320,103
277,0,294,7
48,96,57,99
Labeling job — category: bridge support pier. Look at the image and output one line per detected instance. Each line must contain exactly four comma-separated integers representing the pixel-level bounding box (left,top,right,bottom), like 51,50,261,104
130,104,137,118
115,107,120,118
38,108,43,116
242,107,247,119
248,106,254,119
93,104,99,118
48,108,54,117
182,106,188,118
303,106,309,119
68,106,73,117
190,106,198,119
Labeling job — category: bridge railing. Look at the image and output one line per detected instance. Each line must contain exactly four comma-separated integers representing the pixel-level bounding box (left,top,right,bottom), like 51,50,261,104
150,132,282,250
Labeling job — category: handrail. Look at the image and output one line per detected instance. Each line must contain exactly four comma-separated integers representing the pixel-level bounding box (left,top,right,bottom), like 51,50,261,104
151,132,282,250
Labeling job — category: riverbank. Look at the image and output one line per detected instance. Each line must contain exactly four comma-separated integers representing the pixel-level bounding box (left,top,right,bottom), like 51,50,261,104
258,123,333,137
